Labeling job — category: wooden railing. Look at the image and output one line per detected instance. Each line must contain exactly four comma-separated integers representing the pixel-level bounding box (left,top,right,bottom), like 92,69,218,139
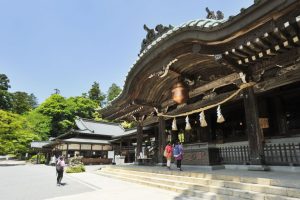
218,143,300,166
264,143,300,166
219,145,250,165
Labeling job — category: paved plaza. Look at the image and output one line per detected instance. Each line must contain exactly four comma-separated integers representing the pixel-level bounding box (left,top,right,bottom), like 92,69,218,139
0,164,190,200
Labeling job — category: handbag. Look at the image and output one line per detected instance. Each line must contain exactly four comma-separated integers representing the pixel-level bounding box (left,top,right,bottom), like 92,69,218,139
163,149,167,157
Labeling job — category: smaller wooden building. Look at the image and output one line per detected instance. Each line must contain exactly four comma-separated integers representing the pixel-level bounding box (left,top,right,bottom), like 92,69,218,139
33,117,137,165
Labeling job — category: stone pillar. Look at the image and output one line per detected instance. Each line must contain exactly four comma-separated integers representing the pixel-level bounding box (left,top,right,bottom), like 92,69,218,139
136,123,143,160
157,116,166,165
243,87,266,168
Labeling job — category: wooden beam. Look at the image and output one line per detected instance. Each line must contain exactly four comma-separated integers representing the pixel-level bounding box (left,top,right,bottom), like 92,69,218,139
165,90,240,116
160,73,241,110
254,38,269,50
132,99,159,108
272,27,287,42
292,36,300,46
215,54,246,72
238,45,255,56
189,73,240,98
295,15,300,29
252,47,300,73
246,41,261,53
254,64,300,93
283,21,297,37
230,48,248,58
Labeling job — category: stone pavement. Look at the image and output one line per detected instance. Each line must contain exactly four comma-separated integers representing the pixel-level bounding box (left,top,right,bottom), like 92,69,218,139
0,164,194,200
46,167,190,200
0,165,93,200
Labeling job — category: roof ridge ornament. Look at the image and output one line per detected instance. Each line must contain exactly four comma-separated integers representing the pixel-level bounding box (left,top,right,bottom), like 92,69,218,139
140,24,174,54
205,7,224,20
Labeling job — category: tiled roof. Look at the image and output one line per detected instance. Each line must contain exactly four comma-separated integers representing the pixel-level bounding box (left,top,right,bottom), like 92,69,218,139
62,138,110,144
75,118,125,137
30,141,51,148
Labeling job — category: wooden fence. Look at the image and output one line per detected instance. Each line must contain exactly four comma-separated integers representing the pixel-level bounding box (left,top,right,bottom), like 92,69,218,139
218,143,300,166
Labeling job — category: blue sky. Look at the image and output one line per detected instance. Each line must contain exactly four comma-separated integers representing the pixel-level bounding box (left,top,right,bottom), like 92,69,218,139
0,0,253,103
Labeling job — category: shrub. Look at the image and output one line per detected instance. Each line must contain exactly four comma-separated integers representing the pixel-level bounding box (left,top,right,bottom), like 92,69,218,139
66,164,85,173
68,156,83,166
29,154,45,164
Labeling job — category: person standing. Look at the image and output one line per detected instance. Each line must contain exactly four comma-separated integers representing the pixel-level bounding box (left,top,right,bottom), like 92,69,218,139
56,156,66,186
164,142,173,170
174,141,184,171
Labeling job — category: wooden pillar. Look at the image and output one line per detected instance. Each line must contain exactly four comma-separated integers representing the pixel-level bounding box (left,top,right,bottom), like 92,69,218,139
273,97,287,135
119,138,123,155
157,116,166,164
136,123,143,160
243,87,265,165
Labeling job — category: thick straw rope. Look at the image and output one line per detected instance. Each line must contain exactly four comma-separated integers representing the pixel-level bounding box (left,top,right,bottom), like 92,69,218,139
157,82,255,118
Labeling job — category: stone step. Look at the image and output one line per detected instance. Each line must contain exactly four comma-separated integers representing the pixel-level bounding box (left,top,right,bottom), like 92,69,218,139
99,167,300,199
101,166,300,189
97,171,244,200
101,166,273,186
98,170,266,200
97,171,300,200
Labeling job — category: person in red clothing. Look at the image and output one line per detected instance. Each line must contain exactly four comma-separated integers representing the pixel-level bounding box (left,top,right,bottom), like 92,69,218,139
164,142,173,169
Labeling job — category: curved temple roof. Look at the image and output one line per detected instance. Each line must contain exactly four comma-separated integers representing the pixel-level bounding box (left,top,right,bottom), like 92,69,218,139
102,0,300,121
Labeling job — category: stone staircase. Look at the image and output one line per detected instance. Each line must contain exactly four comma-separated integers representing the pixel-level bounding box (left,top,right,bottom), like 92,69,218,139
96,166,300,200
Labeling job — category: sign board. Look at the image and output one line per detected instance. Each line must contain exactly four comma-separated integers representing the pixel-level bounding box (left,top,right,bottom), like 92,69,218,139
108,151,114,159
259,118,269,129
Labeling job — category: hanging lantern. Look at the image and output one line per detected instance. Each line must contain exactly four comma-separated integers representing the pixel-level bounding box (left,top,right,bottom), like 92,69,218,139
172,81,189,104
172,118,178,131
199,111,207,127
217,105,225,123
185,116,191,130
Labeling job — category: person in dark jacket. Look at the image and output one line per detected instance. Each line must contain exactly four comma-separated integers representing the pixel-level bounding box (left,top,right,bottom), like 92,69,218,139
56,156,66,186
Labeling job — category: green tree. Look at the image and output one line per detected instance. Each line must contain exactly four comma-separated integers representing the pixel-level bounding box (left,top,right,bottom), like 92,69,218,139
36,94,98,137
66,96,98,119
107,83,122,102
0,74,10,91
36,94,69,137
0,74,12,111
0,90,12,111
23,111,51,140
88,82,105,107
11,92,38,114
0,110,44,156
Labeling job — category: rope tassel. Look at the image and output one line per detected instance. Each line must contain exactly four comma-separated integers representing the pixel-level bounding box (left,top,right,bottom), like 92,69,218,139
217,105,225,123
185,116,191,130
172,118,178,131
199,111,207,127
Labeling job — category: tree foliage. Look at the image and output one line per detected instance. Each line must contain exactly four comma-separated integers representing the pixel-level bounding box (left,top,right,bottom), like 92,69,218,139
36,94,98,137
0,90,12,110
107,83,122,102
0,74,12,111
0,110,50,156
88,82,105,107
120,121,135,129
11,92,38,114
0,74,10,91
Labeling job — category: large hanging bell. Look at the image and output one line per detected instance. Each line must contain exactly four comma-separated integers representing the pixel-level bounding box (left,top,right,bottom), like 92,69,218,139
172,81,189,104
